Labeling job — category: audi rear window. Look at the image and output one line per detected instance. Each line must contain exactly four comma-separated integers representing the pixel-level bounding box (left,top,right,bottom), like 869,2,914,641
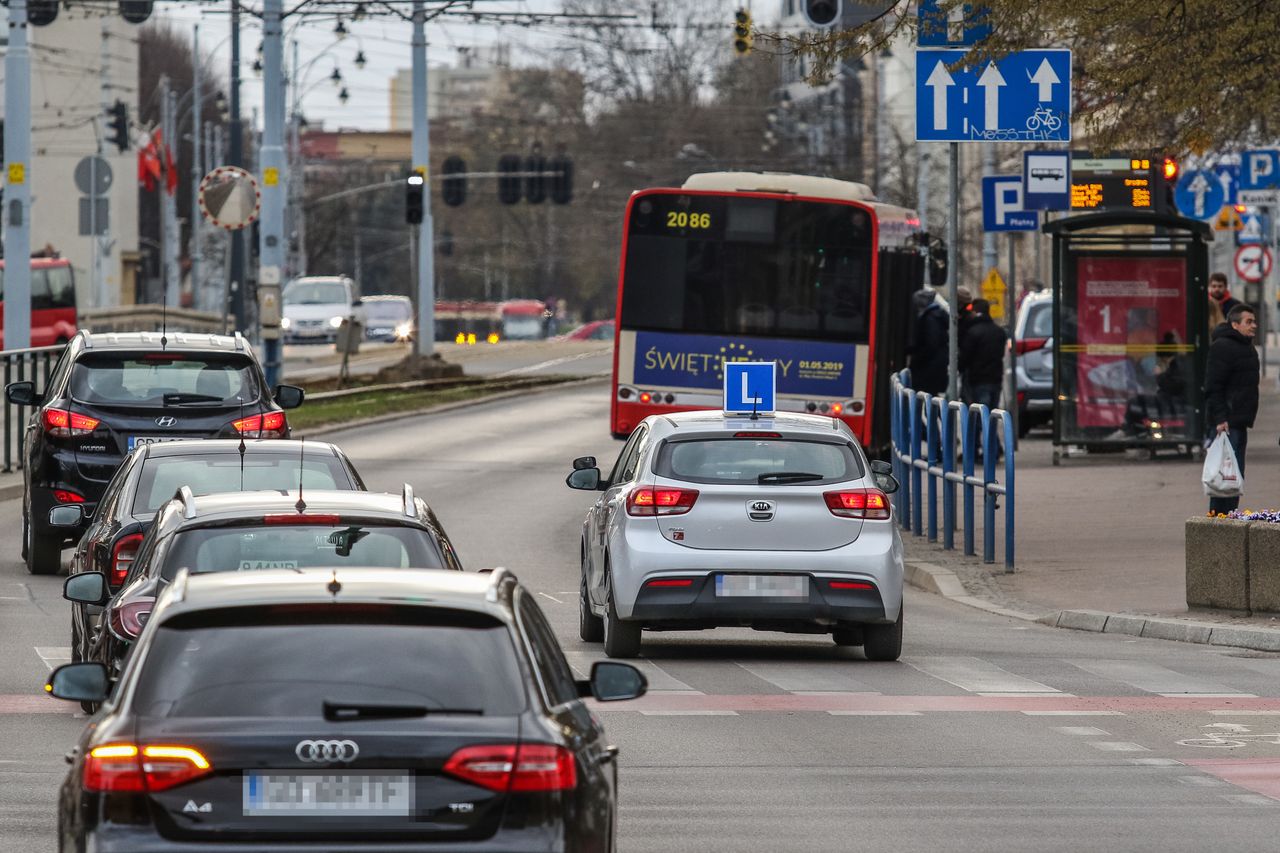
132,607,525,717
132,454,350,515
71,353,261,407
655,437,862,485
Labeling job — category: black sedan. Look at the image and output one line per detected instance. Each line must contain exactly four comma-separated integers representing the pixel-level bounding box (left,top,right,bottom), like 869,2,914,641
48,567,646,852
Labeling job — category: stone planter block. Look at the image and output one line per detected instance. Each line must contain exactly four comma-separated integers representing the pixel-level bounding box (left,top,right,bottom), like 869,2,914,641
1185,517,1250,611
1248,524,1280,614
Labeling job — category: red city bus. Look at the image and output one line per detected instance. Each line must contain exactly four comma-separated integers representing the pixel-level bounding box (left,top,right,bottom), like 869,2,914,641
0,257,78,348
610,172,924,452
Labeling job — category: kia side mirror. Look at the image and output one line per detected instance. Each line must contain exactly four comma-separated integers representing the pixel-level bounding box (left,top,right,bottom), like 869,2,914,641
579,661,648,702
48,505,85,528
869,460,899,495
46,662,109,704
5,381,36,406
274,384,305,410
63,572,109,606
573,456,597,470
566,467,602,491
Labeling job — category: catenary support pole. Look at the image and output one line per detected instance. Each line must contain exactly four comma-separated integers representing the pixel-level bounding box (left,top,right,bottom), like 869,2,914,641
4,0,32,349
163,87,180,309
259,0,285,386
947,141,959,400
228,0,246,331
191,24,202,319
411,1,435,357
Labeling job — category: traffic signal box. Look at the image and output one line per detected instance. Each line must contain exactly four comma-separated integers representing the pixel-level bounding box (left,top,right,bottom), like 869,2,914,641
405,174,424,224
107,101,129,153
733,9,753,56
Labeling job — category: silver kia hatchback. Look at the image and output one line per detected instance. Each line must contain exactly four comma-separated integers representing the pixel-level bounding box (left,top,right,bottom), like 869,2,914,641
566,411,904,660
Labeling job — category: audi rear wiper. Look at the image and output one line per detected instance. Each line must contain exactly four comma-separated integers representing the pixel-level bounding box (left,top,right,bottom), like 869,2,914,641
757,471,824,484
322,700,483,721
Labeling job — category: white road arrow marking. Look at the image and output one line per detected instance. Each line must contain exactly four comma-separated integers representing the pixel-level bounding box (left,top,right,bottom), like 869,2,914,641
1027,58,1060,102
926,61,955,131
1219,170,1234,200
977,62,1006,131
1188,172,1211,217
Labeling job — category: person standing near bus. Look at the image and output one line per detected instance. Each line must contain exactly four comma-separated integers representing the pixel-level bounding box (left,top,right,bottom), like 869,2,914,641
908,289,948,395
1204,304,1259,515
1208,272,1240,332
959,298,1008,413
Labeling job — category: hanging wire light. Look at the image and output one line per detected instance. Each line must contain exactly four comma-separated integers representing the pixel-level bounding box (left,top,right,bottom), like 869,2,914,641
334,18,348,38
338,87,350,105
354,50,367,70
352,3,367,21
330,66,343,87
252,58,263,75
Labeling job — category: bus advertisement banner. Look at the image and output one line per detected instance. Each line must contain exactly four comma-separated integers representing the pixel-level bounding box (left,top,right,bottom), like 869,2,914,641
632,330,856,398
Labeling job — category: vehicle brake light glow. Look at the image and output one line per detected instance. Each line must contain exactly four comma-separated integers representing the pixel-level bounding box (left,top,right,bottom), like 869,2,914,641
646,578,695,588
829,580,875,590
823,488,891,520
231,411,287,437
110,533,144,587
43,408,100,437
831,403,844,415
627,487,698,516
444,743,576,792
262,513,342,525
52,489,85,504
734,431,781,438
84,743,211,793
1015,337,1048,355
639,392,652,404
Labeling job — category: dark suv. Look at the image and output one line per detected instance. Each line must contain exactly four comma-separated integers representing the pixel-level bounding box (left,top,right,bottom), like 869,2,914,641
6,330,305,575
49,568,647,852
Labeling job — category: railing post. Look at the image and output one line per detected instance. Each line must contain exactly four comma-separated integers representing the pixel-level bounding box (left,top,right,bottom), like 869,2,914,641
982,405,997,564
926,395,938,542
942,401,957,550
3,356,10,474
1003,411,1016,573
963,403,976,556
15,354,26,468
910,392,922,537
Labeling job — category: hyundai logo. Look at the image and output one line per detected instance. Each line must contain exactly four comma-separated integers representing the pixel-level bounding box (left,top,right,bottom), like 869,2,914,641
154,416,178,428
296,739,359,763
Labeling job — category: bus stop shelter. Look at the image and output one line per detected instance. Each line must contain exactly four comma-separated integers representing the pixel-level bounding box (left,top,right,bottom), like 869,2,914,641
1045,211,1212,462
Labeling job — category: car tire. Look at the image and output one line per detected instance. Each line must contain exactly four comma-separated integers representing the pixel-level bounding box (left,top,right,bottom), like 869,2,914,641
602,575,641,659
579,573,604,643
70,620,98,714
832,623,864,647
863,607,903,662
26,505,62,575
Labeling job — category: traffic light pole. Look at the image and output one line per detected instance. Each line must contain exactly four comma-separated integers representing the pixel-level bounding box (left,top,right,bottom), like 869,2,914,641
411,0,435,358
3,0,32,350
260,0,286,387
227,0,247,333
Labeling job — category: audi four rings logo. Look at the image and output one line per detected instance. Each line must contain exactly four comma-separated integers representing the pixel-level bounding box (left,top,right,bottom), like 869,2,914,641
154,416,178,428
296,739,359,763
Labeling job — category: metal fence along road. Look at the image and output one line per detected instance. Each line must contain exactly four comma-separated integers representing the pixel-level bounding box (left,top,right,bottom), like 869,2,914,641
0,344,63,474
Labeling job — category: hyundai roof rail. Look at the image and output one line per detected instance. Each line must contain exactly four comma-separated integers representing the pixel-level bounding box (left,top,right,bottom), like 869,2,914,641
171,568,190,603
177,485,197,519
402,483,416,518
485,566,515,603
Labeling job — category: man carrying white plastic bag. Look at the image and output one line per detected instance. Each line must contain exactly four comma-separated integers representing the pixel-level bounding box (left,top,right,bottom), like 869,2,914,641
1203,432,1243,501
1202,304,1259,514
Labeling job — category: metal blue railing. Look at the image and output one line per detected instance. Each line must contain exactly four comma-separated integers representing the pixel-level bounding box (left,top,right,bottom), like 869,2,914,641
1,344,65,473
889,370,1016,572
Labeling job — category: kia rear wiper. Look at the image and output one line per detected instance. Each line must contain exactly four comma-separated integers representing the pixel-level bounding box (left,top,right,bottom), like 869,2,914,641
322,700,483,721
757,471,824,484
163,392,225,406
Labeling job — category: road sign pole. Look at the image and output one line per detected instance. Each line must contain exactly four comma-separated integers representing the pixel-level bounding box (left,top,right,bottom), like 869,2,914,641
982,146,996,271
411,1,435,358
4,0,32,350
260,0,286,387
1006,233,1018,449
947,141,960,401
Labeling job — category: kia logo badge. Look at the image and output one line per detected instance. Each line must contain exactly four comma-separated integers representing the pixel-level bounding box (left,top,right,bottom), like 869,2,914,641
751,500,773,512
155,416,178,428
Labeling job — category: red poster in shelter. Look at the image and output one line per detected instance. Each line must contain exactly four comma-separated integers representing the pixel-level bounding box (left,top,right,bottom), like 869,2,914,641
1074,256,1188,428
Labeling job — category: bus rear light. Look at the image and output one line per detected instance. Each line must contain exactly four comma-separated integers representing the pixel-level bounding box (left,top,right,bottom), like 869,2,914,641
627,487,698,516
831,403,844,415
110,533,144,587
851,400,865,414
664,393,675,404
823,489,891,520
44,408,99,437
639,392,652,404
617,387,634,400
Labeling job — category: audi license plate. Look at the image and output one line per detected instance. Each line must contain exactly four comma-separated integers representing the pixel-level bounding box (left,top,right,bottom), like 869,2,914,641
127,435,190,450
243,772,413,816
715,574,808,598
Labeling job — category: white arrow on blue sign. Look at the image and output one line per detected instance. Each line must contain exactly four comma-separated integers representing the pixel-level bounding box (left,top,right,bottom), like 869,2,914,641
723,362,776,417
915,49,1072,142
917,0,992,47
1213,164,1240,206
982,176,1039,232
1174,168,1226,221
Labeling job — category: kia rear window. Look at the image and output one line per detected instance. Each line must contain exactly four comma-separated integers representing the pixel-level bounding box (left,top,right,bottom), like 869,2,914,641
132,608,525,717
655,437,861,485
160,523,443,580
70,354,261,407
133,454,350,515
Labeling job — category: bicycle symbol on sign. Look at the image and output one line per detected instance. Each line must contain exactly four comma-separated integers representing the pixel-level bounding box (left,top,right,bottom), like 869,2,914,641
1177,723,1280,749
1025,107,1062,133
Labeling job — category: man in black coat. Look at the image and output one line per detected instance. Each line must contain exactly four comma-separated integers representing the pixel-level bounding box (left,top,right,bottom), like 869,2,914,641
1204,303,1259,514
959,299,1008,411
907,289,949,395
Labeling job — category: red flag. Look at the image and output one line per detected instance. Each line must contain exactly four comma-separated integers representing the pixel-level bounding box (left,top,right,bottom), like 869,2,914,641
138,129,162,191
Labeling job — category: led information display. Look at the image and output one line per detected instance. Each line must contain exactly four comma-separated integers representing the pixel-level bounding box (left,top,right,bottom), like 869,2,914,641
1070,157,1155,211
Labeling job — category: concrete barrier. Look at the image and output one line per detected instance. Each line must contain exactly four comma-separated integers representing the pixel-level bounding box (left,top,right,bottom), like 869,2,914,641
1186,517,1280,614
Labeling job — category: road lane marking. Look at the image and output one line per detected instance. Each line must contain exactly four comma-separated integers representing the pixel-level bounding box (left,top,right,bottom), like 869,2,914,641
827,710,921,716
1221,794,1277,806
1178,775,1227,786
496,348,611,377
536,592,564,604
1069,659,1254,696
1089,742,1150,752
905,656,1064,694
34,646,71,671
735,661,879,694
563,651,700,694
638,710,738,716
1053,726,1110,736
1130,758,1183,766
1211,710,1280,715
1022,710,1126,716
1184,759,1280,801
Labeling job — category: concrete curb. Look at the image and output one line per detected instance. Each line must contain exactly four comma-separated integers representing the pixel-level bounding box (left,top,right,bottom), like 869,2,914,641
0,481,25,504
904,559,1280,653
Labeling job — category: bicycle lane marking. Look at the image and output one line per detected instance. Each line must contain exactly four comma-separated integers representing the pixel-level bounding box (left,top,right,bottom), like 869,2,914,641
1181,759,1280,802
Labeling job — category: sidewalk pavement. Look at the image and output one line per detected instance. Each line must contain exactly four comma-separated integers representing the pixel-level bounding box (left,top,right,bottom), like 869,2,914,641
904,376,1280,651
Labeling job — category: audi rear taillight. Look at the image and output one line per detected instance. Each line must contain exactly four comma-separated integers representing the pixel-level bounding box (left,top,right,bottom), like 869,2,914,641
1015,337,1048,355
823,488,891,520
109,596,155,641
43,408,99,437
84,743,211,793
626,487,698,516
231,411,287,438
444,744,576,793
110,533,144,587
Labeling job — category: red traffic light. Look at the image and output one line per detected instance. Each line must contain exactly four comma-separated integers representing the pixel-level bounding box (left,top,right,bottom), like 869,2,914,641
1162,157,1178,181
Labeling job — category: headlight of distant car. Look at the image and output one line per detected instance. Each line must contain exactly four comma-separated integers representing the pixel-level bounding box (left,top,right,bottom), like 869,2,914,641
395,322,413,339
280,317,292,329
328,315,344,328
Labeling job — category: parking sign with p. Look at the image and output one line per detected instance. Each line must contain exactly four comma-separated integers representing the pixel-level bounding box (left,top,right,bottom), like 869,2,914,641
983,176,1039,232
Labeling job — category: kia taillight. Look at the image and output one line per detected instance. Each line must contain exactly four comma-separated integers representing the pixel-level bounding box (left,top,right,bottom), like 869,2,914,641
444,744,576,793
1015,337,1048,355
645,578,695,588
829,580,875,590
43,408,99,437
231,411,287,437
110,533,144,587
84,743,211,793
823,489,891,520
627,487,698,516
109,597,155,641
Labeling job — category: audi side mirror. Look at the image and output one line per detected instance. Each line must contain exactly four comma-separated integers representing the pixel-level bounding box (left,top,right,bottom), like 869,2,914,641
274,384,305,410
566,467,602,491
579,661,648,702
46,662,109,704
5,381,37,406
49,505,84,528
63,572,109,606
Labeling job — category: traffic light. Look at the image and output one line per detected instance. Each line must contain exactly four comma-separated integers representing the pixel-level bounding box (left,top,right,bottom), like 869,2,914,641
405,173,424,224
1158,156,1179,215
733,9,753,56
28,0,58,26
497,154,522,204
106,100,129,153
801,0,841,27
549,155,573,205
441,155,466,207
525,153,546,204
118,1,153,23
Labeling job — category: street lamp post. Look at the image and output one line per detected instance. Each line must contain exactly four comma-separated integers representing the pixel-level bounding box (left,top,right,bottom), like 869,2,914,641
260,0,286,386
412,0,435,357
4,0,32,350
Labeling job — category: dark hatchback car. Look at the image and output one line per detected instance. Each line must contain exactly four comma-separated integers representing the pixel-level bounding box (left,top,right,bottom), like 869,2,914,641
48,568,647,852
6,330,305,575
61,439,366,678
68,487,464,686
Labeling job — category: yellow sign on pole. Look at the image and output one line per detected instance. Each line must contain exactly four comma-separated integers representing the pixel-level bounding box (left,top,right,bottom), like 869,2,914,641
1215,205,1243,232
263,167,279,187
981,267,1007,320
7,163,25,185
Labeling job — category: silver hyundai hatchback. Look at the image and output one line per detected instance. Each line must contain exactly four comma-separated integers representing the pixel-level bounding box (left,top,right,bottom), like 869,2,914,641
566,411,904,660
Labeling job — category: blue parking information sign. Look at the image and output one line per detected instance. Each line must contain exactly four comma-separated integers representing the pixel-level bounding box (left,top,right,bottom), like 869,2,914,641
723,362,776,416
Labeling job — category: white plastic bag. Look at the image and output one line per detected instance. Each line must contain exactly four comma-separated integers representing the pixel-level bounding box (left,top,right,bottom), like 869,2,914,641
1203,432,1244,498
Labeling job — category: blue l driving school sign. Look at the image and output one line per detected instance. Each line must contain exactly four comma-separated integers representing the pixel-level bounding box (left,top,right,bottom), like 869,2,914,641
633,331,856,399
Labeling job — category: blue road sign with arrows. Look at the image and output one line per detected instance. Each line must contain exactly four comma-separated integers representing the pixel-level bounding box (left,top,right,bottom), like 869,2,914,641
1174,169,1226,221
915,49,1072,142
982,176,1039,231
917,0,991,47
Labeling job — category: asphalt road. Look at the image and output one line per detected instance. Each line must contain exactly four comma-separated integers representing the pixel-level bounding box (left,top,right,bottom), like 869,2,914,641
3,383,1280,851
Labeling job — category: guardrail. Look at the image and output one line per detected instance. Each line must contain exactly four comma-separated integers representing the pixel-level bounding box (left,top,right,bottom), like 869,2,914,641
0,344,65,473
889,370,1016,572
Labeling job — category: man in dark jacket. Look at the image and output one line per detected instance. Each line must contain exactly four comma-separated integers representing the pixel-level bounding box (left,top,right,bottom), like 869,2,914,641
1204,304,1259,514
959,298,1008,411
907,289,949,395
1208,272,1241,325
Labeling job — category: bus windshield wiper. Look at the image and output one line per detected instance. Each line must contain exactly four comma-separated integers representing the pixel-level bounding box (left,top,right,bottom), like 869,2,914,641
757,471,824,484
163,392,225,406
323,700,482,720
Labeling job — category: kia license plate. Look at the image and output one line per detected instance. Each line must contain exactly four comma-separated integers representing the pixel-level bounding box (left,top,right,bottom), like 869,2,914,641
715,574,808,598
243,772,412,816
128,435,190,450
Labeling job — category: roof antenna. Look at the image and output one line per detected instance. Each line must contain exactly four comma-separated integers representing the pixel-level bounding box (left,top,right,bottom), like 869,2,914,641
295,437,307,513
750,393,759,421
237,396,246,492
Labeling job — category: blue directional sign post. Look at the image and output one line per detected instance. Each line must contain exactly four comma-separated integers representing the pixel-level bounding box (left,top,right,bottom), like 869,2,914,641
1213,164,1240,206
915,49,1072,142
1023,150,1071,210
1174,169,1226,221
982,176,1038,231
917,0,990,47
1240,149,1280,205
723,362,776,417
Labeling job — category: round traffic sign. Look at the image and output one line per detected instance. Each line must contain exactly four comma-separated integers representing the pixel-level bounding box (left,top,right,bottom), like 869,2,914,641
74,156,112,195
197,166,261,231
1174,168,1226,221
1234,244,1273,282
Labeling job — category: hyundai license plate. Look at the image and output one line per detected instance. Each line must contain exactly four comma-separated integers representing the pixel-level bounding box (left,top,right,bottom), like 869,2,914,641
715,574,808,598
243,772,412,816
127,435,190,450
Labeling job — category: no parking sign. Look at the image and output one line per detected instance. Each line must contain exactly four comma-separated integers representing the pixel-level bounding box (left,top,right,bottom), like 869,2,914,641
1234,244,1273,283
